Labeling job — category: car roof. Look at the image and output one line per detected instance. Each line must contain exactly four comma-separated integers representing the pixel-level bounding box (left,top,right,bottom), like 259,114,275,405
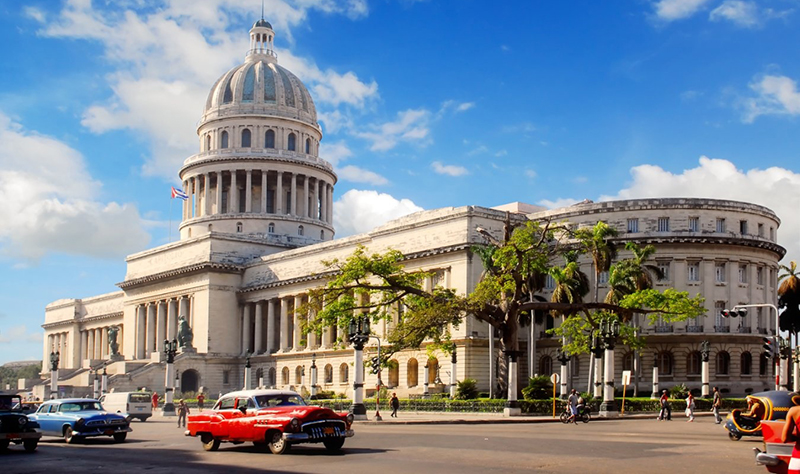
220,389,300,399
44,398,100,404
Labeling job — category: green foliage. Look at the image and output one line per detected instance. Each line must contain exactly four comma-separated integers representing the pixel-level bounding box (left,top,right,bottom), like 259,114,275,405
521,375,553,400
669,384,689,398
455,378,479,400
309,390,336,400
0,362,43,388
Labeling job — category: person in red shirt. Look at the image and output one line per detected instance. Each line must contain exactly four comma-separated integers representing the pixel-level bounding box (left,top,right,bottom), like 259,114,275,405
152,392,159,410
197,393,205,410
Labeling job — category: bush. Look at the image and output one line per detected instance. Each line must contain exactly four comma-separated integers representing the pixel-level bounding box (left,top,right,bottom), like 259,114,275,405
455,379,479,400
522,376,553,400
309,390,336,400
669,384,688,399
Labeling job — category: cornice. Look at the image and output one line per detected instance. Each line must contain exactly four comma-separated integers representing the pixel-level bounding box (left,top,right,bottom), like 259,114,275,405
43,311,123,330
118,262,242,289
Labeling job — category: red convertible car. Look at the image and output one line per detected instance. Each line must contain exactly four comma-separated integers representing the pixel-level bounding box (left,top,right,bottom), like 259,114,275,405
185,389,354,454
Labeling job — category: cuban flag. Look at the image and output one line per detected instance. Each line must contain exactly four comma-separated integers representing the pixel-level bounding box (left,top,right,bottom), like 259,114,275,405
171,186,189,200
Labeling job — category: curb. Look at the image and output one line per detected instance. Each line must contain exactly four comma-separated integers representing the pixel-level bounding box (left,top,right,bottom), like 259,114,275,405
356,411,722,425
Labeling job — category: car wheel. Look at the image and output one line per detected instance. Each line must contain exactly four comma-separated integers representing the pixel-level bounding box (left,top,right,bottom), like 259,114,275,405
268,431,290,455
200,433,220,452
113,433,127,443
23,439,38,453
64,426,80,444
728,432,742,441
323,438,345,451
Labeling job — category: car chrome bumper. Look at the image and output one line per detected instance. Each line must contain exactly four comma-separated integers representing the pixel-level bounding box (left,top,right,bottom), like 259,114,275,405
74,426,132,437
0,431,41,440
754,448,782,467
283,429,355,442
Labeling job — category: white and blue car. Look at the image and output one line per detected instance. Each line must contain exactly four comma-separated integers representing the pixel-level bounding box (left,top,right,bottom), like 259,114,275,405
30,398,131,444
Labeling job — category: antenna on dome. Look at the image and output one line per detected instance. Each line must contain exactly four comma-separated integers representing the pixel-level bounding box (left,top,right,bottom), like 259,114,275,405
261,0,264,20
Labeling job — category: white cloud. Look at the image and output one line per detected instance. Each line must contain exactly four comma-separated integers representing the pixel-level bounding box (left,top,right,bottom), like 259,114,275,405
538,197,581,209
0,325,42,344
23,6,45,23
319,141,354,167
710,1,759,27
333,189,423,237
337,165,388,185
599,157,800,262
501,122,537,134
653,0,714,21
356,109,431,151
524,169,537,179
743,74,800,122
0,113,149,261
439,100,475,115
431,161,469,177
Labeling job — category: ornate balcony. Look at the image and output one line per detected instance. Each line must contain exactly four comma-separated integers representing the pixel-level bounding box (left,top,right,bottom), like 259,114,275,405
686,325,704,333
654,326,674,333
737,327,752,334
714,326,731,333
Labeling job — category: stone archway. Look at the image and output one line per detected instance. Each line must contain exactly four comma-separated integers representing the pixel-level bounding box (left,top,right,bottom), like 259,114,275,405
181,369,200,393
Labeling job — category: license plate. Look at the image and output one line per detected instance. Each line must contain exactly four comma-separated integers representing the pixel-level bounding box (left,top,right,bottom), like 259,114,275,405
105,429,114,435
323,427,335,435
136,407,143,411
7,433,18,438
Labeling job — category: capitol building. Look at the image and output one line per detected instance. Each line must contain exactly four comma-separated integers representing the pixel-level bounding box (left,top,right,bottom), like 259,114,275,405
37,20,785,401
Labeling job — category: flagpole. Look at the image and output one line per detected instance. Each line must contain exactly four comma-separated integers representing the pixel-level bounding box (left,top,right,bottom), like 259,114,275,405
169,194,173,243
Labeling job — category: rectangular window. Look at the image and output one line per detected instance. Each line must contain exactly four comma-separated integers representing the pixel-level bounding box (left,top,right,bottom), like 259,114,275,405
758,223,764,237
757,266,764,285
715,302,727,327
657,217,670,232
545,274,555,290
715,263,726,283
627,218,639,233
716,218,726,233
738,264,748,284
689,216,699,232
223,370,230,385
740,220,748,235
688,262,700,282
770,227,775,240
657,262,670,281
757,307,763,330
598,271,609,285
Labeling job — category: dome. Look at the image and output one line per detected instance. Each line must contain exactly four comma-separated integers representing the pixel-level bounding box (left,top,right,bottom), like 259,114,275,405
254,19,272,29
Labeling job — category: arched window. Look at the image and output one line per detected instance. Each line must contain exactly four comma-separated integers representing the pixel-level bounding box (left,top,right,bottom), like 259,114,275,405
305,138,311,154
760,353,769,376
687,351,701,375
741,351,752,375
622,352,634,372
539,355,553,376
407,358,418,387
268,367,276,387
241,128,251,147
571,356,580,377
657,351,673,375
388,360,399,387
298,225,304,236
236,222,243,233
288,132,296,151
268,222,275,233
339,363,349,383
206,134,211,151
295,366,303,385
281,367,289,385
320,230,325,239
221,130,229,149
716,351,730,375
427,358,439,384
324,364,333,384
265,129,275,148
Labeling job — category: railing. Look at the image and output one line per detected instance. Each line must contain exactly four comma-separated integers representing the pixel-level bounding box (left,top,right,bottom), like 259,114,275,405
654,326,674,333
737,327,752,334
714,326,731,333
758,328,768,334
686,326,704,333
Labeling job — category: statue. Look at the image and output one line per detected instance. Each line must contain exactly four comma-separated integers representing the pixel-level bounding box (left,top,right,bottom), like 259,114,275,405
108,325,120,356
177,315,194,350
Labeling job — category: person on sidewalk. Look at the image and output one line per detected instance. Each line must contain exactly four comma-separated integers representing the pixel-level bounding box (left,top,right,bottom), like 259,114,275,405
197,393,205,410
712,387,722,424
152,392,159,410
658,390,671,421
567,389,579,424
177,399,190,428
685,392,695,422
390,393,400,418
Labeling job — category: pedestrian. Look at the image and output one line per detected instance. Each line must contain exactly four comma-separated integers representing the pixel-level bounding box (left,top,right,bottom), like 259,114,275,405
152,391,159,410
685,392,695,422
177,399,190,428
567,389,579,424
712,387,722,424
658,389,671,421
781,403,800,473
197,392,205,410
390,393,400,418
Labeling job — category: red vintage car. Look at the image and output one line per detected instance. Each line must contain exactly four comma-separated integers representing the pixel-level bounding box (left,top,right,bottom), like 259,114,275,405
185,389,354,454
755,420,793,473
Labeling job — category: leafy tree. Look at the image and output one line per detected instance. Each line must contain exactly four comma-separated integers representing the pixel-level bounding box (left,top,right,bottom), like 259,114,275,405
779,261,800,334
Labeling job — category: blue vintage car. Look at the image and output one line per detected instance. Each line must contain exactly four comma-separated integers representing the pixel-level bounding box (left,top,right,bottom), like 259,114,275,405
30,398,131,444
0,392,41,452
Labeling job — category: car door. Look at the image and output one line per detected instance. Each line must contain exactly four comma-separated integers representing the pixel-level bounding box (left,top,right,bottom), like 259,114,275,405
35,403,57,435
231,397,256,440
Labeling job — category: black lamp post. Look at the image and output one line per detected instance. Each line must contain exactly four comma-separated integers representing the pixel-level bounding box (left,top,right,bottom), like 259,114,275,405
598,318,620,415
244,351,252,390
590,331,605,398
556,349,571,399
163,338,178,415
347,315,370,419
101,364,108,394
49,351,60,398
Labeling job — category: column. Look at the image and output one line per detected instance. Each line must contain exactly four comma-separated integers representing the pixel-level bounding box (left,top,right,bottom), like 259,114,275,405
280,297,290,351
94,329,101,360
136,305,146,359
182,180,188,219
146,303,156,358
179,296,189,322
293,295,303,350
266,299,277,354
167,299,177,341
193,176,200,218
318,180,326,223
311,179,318,220
327,183,333,224
254,301,264,354
157,301,167,349
87,330,95,360
101,327,109,358
261,171,268,214
302,175,309,218
245,169,252,212
702,259,714,332
216,171,223,214
231,170,238,213
276,172,284,214
290,173,297,216
204,173,211,216
80,330,88,362
242,304,252,355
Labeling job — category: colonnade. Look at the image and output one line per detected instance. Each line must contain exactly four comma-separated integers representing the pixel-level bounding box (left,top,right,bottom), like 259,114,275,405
182,169,333,224
47,332,69,361
134,296,192,360
78,325,122,361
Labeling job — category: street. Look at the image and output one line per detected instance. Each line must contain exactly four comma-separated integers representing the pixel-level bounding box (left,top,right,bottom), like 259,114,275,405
4,416,765,473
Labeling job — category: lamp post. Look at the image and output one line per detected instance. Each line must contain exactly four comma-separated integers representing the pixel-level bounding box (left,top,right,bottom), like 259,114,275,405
310,353,318,398
163,338,178,415
794,347,800,393
727,304,781,390
590,332,605,399
598,318,620,417
650,353,659,399
243,352,252,390
93,369,100,399
101,364,108,394
700,340,710,397
368,336,383,422
504,350,522,416
450,347,457,399
49,350,60,399
556,349,570,399
423,362,430,397
347,315,370,420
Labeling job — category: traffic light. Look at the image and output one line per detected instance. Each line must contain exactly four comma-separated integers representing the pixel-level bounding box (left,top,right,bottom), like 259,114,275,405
371,357,380,374
721,308,747,318
763,337,776,358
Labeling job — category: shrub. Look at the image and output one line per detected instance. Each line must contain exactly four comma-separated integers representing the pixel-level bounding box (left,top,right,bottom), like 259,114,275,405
522,376,553,400
455,379,479,400
669,384,688,399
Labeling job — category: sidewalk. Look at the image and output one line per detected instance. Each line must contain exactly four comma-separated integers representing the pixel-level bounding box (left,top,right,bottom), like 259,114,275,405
357,410,721,425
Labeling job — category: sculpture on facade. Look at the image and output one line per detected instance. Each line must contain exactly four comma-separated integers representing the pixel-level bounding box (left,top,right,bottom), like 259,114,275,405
108,325,120,356
177,316,194,350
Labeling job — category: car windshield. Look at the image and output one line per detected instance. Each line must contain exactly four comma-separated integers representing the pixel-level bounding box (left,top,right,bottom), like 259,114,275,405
254,394,307,408
60,401,103,412
129,393,151,403
0,396,22,411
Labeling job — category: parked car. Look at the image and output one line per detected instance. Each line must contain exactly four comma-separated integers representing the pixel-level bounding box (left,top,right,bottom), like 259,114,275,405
0,393,41,453
754,419,792,473
99,392,153,422
186,389,354,454
30,398,131,444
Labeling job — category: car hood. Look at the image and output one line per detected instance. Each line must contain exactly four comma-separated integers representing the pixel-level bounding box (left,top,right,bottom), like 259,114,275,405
255,405,344,421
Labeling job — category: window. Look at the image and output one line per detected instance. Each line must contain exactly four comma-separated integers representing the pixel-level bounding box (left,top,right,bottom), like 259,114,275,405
760,353,769,376
770,227,775,240
716,218,726,233
688,262,700,282
689,216,700,232
627,218,639,233
539,355,553,376
738,264,748,284
241,128,251,147
206,134,211,151
236,222,243,233
407,359,419,387
657,262,670,281
324,364,333,384
223,370,230,385
622,352,634,371
305,138,311,154
598,271,609,285
265,129,275,148
740,220,748,235
320,230,325,239
545,274,555,290
298,225,304,236
687,351,701,375
758,223,764,237
571,356,580,377
218,397,235,410
388,360,399,387
757,307,764,331
757,266,764,285
715,263,726,283
221,131,229,149
715,302,727,327
716,351,730,375
657,351,673,375
741,352,752,375
295,366,302,385
282,367,290,385
268,222,275,233
269,367,276,386
657,217,670,232
339,363,349,383
288,133,296,151
427,359,439,384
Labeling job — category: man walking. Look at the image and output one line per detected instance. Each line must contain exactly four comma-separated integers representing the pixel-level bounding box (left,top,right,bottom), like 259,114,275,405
197,392,205,410
659,389,671,420
713,387,722,424
567,389,579,424
177,399,190,428
390,393,400,418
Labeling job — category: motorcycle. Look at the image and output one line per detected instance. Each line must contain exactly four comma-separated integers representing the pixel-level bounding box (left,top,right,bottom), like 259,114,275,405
560,404,591,424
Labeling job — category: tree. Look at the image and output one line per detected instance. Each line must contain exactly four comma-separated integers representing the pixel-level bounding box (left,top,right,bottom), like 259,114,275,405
303,217,705,405
778,261,800,334
574,221,618,304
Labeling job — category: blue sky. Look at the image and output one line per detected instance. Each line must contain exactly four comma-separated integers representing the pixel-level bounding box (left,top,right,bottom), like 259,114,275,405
1,0,799,365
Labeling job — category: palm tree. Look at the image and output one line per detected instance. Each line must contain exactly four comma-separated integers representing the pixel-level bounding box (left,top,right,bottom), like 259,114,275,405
575,222,618,304
605,242,663,309
778,261,800,334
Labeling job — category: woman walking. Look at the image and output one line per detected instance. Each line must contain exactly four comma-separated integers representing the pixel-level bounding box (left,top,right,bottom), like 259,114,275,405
685,392,695,422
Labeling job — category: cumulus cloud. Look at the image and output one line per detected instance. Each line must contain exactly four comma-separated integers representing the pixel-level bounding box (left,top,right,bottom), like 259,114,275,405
431,161,469,177
653,0,713,21
337,165,388,185
0,113,150,261
0,325,42,344
319,141,354,167
333,189,423,237
538,197,581,209
743,74,800,122
356,109,431,151
710,0,759,27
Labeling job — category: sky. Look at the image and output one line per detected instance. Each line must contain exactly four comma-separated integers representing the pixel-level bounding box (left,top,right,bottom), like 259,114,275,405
1,0,799,365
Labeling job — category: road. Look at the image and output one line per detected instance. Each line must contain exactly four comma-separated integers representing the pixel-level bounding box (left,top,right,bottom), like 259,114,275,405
3,417,765,473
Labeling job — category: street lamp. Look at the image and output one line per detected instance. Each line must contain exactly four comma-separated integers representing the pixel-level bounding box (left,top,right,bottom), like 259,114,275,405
556,349,570,399
101,364,108,394
310,353,318,398
49,351,60,399
93,368,100,399
590,332,605,399
598,318,620,416
163,338,178,415
243,352,252,390
347,315,370,420
700,340,710,397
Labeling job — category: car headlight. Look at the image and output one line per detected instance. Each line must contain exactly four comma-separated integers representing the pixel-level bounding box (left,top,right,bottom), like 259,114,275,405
18,417,27,426
76,418,85,427
345,414,354,425
289,418,300,432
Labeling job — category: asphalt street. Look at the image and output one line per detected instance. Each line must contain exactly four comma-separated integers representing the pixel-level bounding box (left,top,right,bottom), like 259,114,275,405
2,416,766,473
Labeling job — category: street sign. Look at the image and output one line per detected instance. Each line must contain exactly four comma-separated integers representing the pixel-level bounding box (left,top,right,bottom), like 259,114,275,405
622,370,631,386
550,373,559,385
